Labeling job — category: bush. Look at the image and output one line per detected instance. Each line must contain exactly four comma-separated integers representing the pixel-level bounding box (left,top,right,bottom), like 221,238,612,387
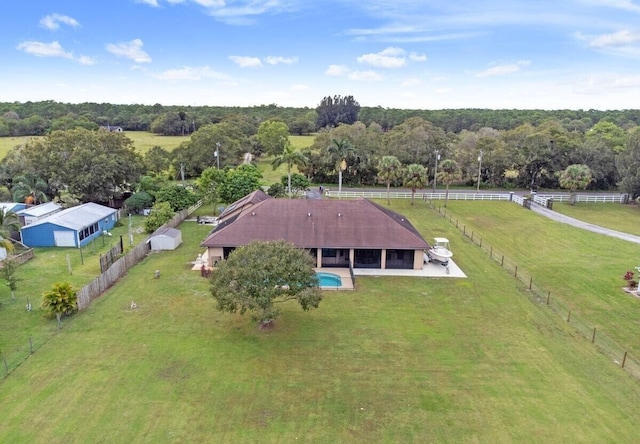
144,202,175,233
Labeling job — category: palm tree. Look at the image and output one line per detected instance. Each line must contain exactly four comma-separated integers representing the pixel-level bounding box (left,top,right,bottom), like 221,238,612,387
0,208,20,254
327,138,354,198
438,159,461,208
560,164,592,205
272,140,308,198
11,173,49,205
376,156,402,205
402,163,427,205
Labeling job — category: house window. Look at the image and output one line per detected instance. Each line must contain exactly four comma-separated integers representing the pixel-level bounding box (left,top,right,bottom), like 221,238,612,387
322,248,337,258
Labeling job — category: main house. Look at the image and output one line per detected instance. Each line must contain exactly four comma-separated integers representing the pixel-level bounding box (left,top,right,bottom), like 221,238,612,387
201,191,430,270
20,202,118,248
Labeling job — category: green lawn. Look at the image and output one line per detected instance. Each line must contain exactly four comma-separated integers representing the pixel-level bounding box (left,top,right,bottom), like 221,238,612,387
0,136,35,159
1,201,640,442
553,201,640,236
435,200,640,358
124,131,190,155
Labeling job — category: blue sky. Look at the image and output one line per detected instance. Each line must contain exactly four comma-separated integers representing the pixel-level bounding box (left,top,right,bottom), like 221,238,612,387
2,0,640,109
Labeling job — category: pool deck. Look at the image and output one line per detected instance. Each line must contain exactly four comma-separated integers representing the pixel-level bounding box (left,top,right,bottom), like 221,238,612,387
315,259,466,291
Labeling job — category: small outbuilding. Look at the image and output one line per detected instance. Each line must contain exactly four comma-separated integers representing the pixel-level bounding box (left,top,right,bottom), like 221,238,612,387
147,227,182,251
16,202,63,226
20,202,118,248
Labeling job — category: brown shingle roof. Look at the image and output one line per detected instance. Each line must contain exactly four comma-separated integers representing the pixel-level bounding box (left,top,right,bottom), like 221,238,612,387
201,197,429,250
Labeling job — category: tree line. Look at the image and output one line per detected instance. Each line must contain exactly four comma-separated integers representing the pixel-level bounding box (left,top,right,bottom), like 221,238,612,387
3,100,640,137
3,101,640,221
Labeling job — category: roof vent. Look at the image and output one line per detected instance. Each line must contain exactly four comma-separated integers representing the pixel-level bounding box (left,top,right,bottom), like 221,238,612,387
338,213,342,217
252,212,256,216
308,212,311,217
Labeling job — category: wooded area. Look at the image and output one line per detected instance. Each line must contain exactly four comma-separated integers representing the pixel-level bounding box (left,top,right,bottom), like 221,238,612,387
2,99,640,206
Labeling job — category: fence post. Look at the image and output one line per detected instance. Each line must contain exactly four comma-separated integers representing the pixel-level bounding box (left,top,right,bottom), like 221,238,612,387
546,291,550,305
567,310,571,323
515,265,518,278
479,238,482,248
501,255,504,266
592,327,596,343
463,225,466,236
456,219,458,229
529,277,532,290
471,231,474,242
29,337,33,354
622,351,628,368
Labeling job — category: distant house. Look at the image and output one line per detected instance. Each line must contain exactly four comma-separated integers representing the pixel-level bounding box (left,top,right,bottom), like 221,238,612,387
201,191,430,270
16,202,62,226
20,202,118,248
146,227,182,251
99,125,123,132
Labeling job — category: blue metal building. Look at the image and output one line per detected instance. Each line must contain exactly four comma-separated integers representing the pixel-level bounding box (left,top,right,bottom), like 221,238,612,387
20,203,119,248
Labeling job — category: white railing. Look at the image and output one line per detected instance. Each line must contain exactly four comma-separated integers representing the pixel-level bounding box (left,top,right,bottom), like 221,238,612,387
325,191,512,201
537,194,627,204
512,194,525,206
322,190,628,205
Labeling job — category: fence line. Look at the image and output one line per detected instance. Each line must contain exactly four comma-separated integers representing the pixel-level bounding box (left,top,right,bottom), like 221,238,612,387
76,200,203,310
327,190,513,201
429,201,640,382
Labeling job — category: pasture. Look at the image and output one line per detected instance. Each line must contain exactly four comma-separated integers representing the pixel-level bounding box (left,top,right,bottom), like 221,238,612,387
553,201,640,236
1,200,639,442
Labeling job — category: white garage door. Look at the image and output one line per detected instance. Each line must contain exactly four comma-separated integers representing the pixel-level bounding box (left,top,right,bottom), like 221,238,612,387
54,231,76,247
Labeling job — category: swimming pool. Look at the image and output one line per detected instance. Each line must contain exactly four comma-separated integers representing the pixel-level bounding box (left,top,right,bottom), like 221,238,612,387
316,272,343,288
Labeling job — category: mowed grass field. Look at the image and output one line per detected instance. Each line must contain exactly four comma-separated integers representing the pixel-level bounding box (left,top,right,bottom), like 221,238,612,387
1,201,640,442
553,201,640,236
440,200,640,357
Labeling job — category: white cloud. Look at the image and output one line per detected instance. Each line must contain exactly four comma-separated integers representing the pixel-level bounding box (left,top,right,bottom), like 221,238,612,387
475,60,531,77
39,13,80,30
77,55,96,66
16,40,73,59
136,0,160,6
348,70,383,81
154,65,228,80
357,47,407,68
16,40,95,65
589,29,640,47
409,52,427,62
265,56,298,65
106,39,152,63
326,64,349,76
229,55,263,67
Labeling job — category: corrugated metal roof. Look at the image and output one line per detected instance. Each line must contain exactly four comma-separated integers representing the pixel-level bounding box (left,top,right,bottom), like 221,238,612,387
16,202,62,217
23,203,117,230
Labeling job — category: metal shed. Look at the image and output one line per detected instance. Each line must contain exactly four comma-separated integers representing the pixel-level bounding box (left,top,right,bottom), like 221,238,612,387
20,202,118,248
147,227,182,251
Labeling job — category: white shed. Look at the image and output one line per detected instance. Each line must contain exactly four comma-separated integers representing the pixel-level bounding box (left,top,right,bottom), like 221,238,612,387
147,227,182,251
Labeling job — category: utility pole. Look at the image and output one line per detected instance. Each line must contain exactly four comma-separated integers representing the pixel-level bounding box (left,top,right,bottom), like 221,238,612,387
215,142,220,169
477,149,483,193
433,150,441,192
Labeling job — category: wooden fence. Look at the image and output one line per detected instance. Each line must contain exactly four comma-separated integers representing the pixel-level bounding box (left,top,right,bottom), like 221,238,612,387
77,241,151,310
76,200,203,310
